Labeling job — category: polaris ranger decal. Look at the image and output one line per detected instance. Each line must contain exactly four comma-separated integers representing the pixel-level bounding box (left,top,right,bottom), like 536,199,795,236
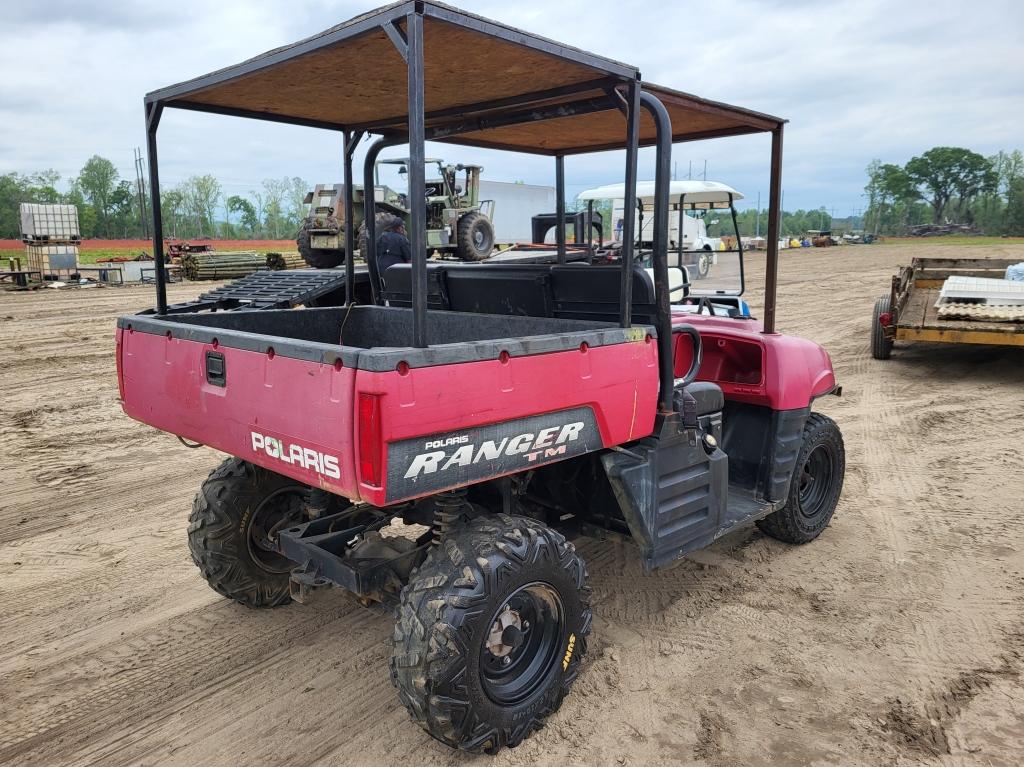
250,431,341,480
385,407,601,501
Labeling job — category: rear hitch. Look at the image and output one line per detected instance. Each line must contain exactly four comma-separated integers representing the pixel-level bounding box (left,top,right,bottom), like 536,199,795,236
289,562,330,604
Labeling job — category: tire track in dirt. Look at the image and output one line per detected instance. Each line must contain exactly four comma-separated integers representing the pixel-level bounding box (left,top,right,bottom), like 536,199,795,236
2,245,1023,766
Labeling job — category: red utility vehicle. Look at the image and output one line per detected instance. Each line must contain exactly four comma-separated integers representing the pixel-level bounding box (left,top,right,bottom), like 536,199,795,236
120,2,844,753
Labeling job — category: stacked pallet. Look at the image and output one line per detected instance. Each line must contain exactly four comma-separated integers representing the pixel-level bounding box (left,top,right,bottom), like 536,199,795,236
265,251,305,270
21,203,81,275
180,251,264,280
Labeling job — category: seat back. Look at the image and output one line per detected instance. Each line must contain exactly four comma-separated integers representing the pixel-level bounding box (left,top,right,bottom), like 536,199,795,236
549,264,658,325
380,262,658,325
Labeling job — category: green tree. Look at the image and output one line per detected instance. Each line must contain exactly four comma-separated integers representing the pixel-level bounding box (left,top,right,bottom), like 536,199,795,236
76,155,121,236
1004,177,1024,236
261,177,290,238
227,195,260,236
905,147,995,224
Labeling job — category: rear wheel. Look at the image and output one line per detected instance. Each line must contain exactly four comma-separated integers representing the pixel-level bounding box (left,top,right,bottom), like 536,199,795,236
455,212,495,261
391,514,591,753
297,217,344,269
757,413,845,544
872,295,894,359
187,458,308,608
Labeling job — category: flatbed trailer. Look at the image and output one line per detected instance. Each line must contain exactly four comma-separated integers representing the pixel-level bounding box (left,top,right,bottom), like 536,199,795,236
872,257,1024,357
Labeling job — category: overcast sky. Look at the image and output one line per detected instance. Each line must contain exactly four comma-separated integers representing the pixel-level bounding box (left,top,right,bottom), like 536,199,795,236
2,0,1022,215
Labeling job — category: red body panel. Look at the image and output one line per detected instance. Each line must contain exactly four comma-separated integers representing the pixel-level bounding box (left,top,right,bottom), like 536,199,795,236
117,327,659,505
118,327,361,496
670,310,837,409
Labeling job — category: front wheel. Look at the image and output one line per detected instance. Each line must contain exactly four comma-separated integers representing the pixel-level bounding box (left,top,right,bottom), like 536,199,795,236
188,458,309,608
455,212,495,261
757,413,845,544
390,514,591,753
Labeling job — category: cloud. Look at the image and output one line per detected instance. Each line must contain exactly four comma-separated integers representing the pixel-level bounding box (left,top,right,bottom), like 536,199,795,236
0,0,1021,216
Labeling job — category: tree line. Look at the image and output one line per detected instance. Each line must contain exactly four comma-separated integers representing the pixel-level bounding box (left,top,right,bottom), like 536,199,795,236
0,155,312,240
864,147,1024,235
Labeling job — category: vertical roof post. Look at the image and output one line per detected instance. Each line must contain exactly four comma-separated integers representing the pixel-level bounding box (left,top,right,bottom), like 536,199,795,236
407,8,427,348
555,154,566,264
343,130,355,306
619,79,640,328
144,101,167,314
763,125,784,334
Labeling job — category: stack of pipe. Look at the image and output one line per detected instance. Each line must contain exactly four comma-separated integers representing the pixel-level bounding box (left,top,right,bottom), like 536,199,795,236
180,251,263,280
265,252,305,270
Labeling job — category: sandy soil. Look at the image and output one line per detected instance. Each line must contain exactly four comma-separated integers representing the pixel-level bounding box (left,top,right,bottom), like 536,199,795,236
1,242,1022,767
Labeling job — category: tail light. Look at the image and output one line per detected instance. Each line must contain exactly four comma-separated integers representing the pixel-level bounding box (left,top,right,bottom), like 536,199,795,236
878,312,892,327
115,329,126,401
358,393,383,487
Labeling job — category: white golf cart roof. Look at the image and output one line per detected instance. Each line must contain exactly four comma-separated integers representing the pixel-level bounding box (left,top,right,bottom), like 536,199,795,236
579,180,744,209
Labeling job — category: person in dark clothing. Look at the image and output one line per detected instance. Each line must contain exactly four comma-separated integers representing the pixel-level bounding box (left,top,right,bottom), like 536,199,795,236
375,217,412,288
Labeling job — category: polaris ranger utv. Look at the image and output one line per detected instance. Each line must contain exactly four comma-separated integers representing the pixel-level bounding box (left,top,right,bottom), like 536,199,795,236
123,2,844,754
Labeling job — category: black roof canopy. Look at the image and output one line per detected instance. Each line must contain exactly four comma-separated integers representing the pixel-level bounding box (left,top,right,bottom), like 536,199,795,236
146,0,783,155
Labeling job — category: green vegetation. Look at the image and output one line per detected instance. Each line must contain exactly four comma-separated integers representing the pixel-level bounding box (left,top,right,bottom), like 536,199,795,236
0,155,311,241
864,147,1024,236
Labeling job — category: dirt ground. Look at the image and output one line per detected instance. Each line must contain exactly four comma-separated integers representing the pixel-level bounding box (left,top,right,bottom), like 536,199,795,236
1,242,1022,767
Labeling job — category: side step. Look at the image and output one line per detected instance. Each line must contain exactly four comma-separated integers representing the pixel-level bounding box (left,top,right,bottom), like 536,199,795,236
602,413,728,571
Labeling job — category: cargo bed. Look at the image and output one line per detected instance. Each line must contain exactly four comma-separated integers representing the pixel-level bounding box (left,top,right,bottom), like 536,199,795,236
117,305,660,505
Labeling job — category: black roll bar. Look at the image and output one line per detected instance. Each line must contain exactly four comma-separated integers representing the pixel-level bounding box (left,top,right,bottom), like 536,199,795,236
362,135,404,305
638,90,674,413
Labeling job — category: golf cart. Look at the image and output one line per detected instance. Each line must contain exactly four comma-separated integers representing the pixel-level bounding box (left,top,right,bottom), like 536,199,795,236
121,2,844,754
579,179,743,280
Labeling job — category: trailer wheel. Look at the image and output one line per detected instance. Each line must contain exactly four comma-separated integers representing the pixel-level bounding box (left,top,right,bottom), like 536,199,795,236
297,218,344,269
871,295,894,359
187,457,308,608
391,514,591,753
695,246,713,280
455,212,495,261
757,413,845,544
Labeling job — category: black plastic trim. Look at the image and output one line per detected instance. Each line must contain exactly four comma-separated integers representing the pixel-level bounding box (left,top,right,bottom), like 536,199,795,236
118,306,655,372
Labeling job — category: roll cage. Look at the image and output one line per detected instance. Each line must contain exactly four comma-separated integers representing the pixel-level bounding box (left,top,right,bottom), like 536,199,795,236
142,0,786,413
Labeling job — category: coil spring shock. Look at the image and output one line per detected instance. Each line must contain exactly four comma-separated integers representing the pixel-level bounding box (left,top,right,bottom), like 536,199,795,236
432,488,469,545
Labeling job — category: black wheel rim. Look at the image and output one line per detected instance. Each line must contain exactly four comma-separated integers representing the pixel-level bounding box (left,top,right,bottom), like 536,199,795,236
797,444,834,519
480,583,565,706
246,487,307,573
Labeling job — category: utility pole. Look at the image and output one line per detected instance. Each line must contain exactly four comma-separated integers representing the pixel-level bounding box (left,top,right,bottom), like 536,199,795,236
756,191,761,238
702,160,707,181
133,147,149,239
687,160,692,180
